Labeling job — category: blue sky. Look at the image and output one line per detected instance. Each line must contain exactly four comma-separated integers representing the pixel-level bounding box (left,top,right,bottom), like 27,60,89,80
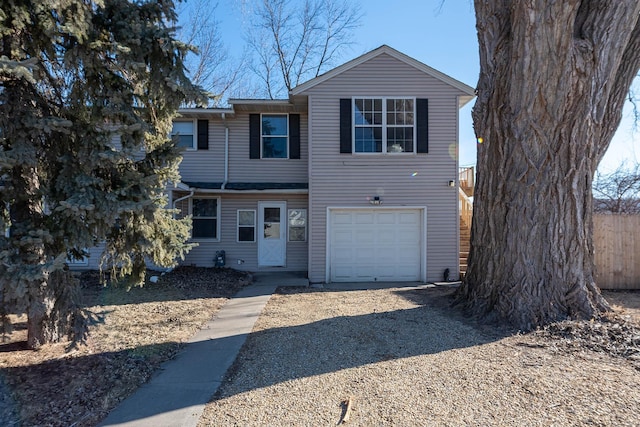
198,0,638,172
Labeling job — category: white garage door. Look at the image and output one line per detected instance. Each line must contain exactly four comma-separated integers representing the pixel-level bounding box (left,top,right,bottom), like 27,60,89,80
329,208,423,282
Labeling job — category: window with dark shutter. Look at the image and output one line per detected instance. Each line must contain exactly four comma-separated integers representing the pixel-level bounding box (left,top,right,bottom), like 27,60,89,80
197,120,208,150
289,114,300,159
249,114,260,159
340,99,352,153
416,98,429,153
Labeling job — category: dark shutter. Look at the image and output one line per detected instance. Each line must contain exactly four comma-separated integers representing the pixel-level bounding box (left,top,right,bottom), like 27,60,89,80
339,98,352,153
416,98,429,153
197,120,208,150
249,114,260,159
289,114,300,159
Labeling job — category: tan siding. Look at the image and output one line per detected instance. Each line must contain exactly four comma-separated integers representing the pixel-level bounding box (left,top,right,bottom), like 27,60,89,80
228,113,308,183
181,193,308,272
178,117,226,183
178,114,309,184
304,53,466,283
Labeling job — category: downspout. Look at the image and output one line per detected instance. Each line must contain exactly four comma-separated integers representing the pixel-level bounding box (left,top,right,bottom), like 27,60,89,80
172,190,194,216
221,112,229,189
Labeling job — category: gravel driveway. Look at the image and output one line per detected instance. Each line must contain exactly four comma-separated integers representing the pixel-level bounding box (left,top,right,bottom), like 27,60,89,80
198,284,640,427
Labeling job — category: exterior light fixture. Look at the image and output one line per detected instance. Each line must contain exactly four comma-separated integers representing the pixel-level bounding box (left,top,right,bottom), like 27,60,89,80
369,196,382,205
448,180,456,187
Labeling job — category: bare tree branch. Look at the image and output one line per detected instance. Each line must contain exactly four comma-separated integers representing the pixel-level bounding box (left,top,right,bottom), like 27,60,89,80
593,161,640,213
178,0,250,106
243,0,361,98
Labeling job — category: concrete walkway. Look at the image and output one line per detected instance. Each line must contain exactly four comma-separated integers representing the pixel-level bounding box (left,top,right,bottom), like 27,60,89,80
100,272,308,427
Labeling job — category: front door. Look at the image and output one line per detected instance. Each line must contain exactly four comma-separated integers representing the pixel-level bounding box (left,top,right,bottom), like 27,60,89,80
258,201,286,267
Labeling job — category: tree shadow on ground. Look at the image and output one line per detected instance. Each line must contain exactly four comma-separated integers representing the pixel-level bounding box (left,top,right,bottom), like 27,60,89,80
1,284,517,426
213,285,516,401
0,341,183,427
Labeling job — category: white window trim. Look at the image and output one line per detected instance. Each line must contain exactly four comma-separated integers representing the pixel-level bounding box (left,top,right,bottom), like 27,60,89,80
237,209,257,243
189,196,221,241
260,113,289,159
287,208,307,242
172,119,198,151
352,97,416,155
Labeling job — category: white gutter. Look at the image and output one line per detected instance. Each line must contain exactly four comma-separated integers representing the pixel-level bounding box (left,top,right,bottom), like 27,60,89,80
221,112,229,189
187,188,308,195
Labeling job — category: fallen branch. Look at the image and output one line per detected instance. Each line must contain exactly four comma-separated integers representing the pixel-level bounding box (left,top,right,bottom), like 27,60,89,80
337,396,354,424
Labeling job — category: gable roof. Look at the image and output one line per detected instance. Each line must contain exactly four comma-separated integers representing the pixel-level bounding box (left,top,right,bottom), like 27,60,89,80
290,45,476,107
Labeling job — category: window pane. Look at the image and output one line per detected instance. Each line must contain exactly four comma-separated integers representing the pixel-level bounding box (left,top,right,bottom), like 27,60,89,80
355,127,382,153
387,112,396,125
172,122,194,148
289,227,305,242
193,199,217,217
177,135,194,148
386,99,394,111
262,115,288,135
262,137,287,158
387,127,413,153
288,209,306,226
288,209,306,242
405,99,414,111
238,210,255,226
238,226,255,242
264,223,280,239
193,218,216,238
172,122,193,134
365,98,372,110
264,208,280,222
354,101,366,125
406,112,414,125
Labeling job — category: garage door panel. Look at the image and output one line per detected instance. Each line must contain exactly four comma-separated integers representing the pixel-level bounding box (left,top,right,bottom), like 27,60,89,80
397,230,420,244
333,212,353,225
376,212,396,224
354,229,375,244
329,209,423,282
355,250,375,262
399,212,420,224
332,230,353,244
377,230,397,244
354,212,375,224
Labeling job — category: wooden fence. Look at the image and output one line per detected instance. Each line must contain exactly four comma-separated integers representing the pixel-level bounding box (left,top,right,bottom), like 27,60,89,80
594,214,640,289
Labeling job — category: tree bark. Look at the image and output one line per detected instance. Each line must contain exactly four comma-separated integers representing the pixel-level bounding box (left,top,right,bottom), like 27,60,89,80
457,1,640,329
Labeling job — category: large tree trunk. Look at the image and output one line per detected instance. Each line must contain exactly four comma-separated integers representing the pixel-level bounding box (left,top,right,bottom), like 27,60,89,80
10,165,64,348
457,1,640,329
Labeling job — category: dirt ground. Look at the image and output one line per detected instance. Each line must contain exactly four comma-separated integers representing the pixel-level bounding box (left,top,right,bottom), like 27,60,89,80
200,286,640,426
0,274,638,426
0,267,251,427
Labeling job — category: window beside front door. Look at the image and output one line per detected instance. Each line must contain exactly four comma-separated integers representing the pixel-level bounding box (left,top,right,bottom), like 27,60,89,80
261,114,288,158
237,209,256,242
191,197,219,239
353,97,415,154
288,209,307,242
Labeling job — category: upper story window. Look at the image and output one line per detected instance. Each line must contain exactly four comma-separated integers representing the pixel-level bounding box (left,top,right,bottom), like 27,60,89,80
171,120,196,150
353,98,415,154
261,115,288,158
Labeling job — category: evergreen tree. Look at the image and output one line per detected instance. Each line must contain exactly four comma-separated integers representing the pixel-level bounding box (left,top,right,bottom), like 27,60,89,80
0,0,205,348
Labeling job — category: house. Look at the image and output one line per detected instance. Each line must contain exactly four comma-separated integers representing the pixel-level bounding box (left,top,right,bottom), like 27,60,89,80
80,45,476,283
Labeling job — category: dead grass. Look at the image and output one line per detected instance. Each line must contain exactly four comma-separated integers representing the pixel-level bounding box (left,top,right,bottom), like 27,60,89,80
200,286,640,427
0,276,638,427
0,267,251,427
